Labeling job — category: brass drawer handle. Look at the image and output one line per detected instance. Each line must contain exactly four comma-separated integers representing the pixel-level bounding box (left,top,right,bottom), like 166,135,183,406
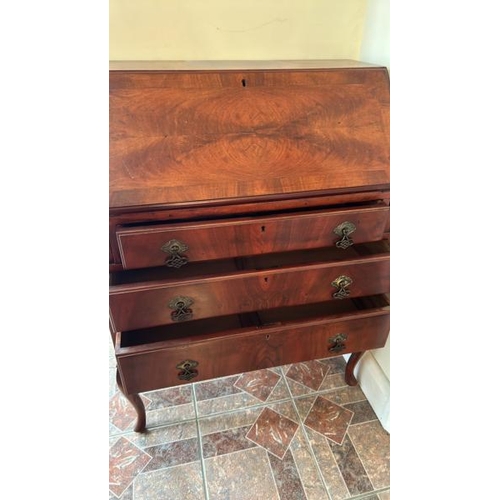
161,239,189,268
331,275,353,300
176,360,199,381
169,296,194,322
328,334,347,353
334,221,356,249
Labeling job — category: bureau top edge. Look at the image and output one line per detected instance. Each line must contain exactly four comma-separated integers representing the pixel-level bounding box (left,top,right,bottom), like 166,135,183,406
109,59,385,72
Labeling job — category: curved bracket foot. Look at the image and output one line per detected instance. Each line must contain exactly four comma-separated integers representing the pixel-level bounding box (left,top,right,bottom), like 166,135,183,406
116,370,147,433
345,351,365,386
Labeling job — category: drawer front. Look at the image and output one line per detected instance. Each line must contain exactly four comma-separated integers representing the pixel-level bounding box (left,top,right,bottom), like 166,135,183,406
116,311,390,394
109,256,390,332
116,205,389,270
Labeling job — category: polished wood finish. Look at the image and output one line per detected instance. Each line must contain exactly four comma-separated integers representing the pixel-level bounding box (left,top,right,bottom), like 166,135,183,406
345,351,365,386
115,301,389,394
116,370,146,433
109,63,389,209
116,205,389,270
109,61,390,431
109,249,389,332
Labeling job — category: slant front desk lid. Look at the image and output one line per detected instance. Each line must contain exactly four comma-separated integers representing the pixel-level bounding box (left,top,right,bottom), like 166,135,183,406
109,60,389,210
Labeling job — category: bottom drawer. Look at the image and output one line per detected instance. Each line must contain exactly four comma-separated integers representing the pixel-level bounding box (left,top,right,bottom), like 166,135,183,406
115,295,390,394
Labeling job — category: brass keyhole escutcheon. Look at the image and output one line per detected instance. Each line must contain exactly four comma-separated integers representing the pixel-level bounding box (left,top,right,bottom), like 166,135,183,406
161,239,189,268
169,296,194,322
328,334,347,353
176,360,199,381
334,221,356,249
331,275,353,300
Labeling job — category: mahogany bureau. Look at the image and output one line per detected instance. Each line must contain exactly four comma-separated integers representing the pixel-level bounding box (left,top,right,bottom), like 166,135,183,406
109,60,390,432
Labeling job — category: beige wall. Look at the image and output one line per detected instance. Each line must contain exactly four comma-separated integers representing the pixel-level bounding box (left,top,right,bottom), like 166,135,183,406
109,0,367,61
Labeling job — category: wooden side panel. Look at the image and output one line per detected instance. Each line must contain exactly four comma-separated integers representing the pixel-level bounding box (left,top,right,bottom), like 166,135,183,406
116,312,390,394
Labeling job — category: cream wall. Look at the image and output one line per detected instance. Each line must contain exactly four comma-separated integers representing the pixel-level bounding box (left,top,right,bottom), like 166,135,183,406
109,0,367,61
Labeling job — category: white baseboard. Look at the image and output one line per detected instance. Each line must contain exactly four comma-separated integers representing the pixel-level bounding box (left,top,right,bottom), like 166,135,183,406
345,352,390,432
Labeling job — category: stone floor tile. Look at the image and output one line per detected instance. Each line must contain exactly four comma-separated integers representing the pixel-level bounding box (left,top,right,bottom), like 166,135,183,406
109,437,151,497
234,368,281,401
344,400,378,425
246,406,299,459
203,425,256,458
348,420,390,490
328,433,374,496
142,436,199,472
286,360,330,391
127,420,198,449
205,447,279,500
268,449,307,500
134,462,205,500
304,427,350,499
289,428,330,500
304,396,353,445
194,375,242,401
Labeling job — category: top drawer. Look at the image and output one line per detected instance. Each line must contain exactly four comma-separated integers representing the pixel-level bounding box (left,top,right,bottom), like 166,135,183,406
116,205,389,270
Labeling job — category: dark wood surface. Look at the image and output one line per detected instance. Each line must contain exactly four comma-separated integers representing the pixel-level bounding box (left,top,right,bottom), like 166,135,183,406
116,205,389,270
109,249,389,332
109,64,389,209
115,304,390,394
109,61,390,430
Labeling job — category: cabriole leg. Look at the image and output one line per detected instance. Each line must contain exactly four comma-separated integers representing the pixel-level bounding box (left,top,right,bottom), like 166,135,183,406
345,351,365,386
116,370,146,433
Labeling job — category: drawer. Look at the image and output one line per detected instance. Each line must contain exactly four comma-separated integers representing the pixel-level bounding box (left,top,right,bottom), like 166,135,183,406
115,295,390,394
115,205,389,270
109,243,390,332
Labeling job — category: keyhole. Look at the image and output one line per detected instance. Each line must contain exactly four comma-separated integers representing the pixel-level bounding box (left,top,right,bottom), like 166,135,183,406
241,79,246,87
261,226,266,232
264,277,268,283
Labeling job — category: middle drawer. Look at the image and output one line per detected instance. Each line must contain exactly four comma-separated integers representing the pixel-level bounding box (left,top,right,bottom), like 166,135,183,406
109,243,389,332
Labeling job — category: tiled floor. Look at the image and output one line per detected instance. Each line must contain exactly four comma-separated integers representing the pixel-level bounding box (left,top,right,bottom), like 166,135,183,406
109,346,390,500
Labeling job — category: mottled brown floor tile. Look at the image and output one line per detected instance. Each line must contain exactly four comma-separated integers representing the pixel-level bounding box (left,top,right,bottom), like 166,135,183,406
109,437,151,497
267,377,293,401
344,400,378,425
348,420,390,489
268,449,307,500
319,356,346,374
294,395,317,420
289,428,330,500
321,385,367,405
145,403,196,427
144,385,193,410
203,425,256,458
268,400,300,422
127,421,198,449
379,489,390,499
205,447,279,500
329,434,374,496
304,396,353,445
134,462,205,500
286,360,329,390
199,406,262,435
287,378,317,398
143,436,199,472
109,483,133,500
196,391,261,417
234,369,281,401
194,375,242,401
246,406,299,459
109,392,151,432
318,372,348,391
304,428,350,500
